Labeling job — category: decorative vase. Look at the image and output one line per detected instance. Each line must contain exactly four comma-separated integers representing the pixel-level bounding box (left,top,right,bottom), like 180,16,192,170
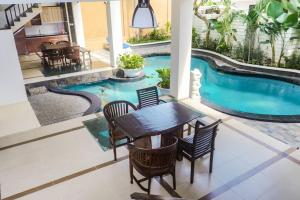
123,68,143,78
157,82,170,96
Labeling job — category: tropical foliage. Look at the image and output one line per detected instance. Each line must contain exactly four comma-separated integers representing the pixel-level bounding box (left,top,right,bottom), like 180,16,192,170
127,23,171,44
192,0,300,70
156,67,170,89
119,54,144,69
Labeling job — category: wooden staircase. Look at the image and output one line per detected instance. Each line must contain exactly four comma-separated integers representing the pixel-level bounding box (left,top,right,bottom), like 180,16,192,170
3,4,42,33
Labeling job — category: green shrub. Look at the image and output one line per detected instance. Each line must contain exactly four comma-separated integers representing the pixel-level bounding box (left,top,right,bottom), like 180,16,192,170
199,39,218,51
119,54,144,69
156,67,170,89
284,54,300,70
192,27,201,48
127,23,171,44
231,43,245,62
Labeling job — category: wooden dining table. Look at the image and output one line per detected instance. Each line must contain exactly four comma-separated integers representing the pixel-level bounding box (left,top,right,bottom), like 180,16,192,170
42,43,71,51
114,102,204,140
42,43,92,68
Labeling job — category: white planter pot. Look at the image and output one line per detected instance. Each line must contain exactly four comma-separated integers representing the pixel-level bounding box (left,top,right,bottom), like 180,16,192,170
123,68,143,78
157,83,170,96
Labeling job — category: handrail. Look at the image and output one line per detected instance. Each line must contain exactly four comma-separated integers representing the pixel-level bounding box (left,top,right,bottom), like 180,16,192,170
4,4,35,29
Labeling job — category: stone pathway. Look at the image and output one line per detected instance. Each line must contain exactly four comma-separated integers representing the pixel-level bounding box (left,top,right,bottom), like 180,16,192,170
29,92,91,126
236,117,300,147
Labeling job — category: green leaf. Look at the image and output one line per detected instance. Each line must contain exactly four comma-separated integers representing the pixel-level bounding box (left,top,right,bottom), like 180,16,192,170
276,13,288,24
284,13,299,27
267,1,284,19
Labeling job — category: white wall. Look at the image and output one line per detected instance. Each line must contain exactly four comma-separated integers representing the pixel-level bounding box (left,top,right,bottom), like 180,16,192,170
0,29,27,106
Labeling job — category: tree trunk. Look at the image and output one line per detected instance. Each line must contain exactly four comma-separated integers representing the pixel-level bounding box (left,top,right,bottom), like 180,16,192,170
271,36,276,66
277,33,286,67
205,24,211,48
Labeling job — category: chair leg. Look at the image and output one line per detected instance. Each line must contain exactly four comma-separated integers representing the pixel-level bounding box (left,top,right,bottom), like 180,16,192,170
209,151,214,173
190,160,195,184
130,162,133,184
113,140,117,161
147,178,152,194
172,167,176,190
188,125,192,135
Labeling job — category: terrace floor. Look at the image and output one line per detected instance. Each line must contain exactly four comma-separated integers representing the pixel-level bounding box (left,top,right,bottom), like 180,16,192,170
0,99,299,200
20,52,111,83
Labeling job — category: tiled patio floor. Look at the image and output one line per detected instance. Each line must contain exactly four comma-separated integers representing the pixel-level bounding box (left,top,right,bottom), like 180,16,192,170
0,99,299,200
235,118,300,148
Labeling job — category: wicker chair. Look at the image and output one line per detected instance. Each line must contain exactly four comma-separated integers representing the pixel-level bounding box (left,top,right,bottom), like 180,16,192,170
46,49,65,69
56,40,70,46
128,136,178,194
40,41,54,51
178,120,222,184
65,46,81,66
136,86,166,109
103,100,137,161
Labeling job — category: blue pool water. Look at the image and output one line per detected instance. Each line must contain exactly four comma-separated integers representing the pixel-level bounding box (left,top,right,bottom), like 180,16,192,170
65,55,300,116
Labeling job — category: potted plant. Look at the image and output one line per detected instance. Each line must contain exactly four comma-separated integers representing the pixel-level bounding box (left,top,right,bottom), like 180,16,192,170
119,54,144,78
156,67,170,94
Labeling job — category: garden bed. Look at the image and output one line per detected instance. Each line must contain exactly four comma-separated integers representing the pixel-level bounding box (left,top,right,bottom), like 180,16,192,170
192,49,300,85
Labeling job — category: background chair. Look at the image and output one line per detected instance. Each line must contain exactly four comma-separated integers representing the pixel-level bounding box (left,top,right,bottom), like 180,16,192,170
39,41,54,51
136,86,166,109
128,136,178,194
178,120,222,183
103,100,137,161
65,46,81,66
56,40,70,46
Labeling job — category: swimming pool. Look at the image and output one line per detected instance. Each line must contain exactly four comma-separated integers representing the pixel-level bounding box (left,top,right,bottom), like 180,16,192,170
64,55,300,120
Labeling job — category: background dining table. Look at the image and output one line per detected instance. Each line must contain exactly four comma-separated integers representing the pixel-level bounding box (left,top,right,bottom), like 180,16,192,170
114,102,204,140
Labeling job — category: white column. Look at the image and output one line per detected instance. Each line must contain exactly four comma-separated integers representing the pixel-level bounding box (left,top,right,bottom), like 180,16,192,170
0,30,27,106
72,2,86,47
106,0,123,67
170,0,194,100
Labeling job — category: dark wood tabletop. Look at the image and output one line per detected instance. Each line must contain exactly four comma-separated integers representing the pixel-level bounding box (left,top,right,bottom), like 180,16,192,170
43,43,71,51
114,102,203,139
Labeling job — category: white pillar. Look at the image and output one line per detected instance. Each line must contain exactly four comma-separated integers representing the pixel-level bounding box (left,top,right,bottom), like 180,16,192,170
72,2,86,47
106,0,123,67
170,0,194,100
0,30,27,106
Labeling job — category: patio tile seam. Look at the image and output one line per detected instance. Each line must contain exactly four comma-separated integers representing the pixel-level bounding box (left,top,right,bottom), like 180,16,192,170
205,114,289,154
222,121,300,164
0,125,85,151
197,147,296,200
154,177,182,198
2,155,129,200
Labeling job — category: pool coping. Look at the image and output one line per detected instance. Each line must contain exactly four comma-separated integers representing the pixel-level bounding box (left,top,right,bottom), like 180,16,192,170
47,86,101,116
192,49,300,86
145,52,300,123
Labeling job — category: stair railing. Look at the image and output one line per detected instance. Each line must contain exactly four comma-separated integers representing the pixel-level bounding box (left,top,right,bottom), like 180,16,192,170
4,4,36,29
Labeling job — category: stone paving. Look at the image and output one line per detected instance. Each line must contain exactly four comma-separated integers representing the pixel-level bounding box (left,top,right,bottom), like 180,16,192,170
235,117,300,148
29,92,91,126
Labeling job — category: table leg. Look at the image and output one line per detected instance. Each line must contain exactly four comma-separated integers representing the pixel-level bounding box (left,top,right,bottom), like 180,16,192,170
161,126,184,161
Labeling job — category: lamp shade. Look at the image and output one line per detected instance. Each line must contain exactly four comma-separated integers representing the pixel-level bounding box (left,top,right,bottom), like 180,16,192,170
131,0,158,28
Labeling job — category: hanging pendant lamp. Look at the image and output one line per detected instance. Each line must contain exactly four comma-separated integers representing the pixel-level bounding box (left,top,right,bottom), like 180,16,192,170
131,0,158,28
